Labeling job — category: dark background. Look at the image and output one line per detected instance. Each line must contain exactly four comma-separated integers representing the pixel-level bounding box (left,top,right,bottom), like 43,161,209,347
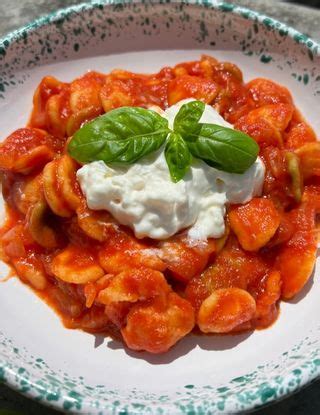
289,0,320,6
1,0,320,414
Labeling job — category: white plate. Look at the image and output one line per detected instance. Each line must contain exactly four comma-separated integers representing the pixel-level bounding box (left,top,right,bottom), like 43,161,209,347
1,1,320,413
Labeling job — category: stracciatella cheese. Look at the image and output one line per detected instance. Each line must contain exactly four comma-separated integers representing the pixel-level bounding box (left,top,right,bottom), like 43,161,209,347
77,100,265,240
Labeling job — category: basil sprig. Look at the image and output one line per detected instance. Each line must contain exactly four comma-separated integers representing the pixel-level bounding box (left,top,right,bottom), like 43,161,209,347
187,123,259,173
173,100,204,139
68,107,170,164
165,133,192,182
68,101,259,182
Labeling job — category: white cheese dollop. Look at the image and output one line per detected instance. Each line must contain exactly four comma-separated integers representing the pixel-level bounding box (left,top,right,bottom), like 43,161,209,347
77,99,265,241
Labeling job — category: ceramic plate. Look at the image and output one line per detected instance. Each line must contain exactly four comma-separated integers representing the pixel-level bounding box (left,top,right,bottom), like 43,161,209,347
1,1,320,413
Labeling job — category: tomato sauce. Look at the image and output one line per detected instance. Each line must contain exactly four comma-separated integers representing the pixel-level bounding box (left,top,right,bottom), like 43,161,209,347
0,55,319,353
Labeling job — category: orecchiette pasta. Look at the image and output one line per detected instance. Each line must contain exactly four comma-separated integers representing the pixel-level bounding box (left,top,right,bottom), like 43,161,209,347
12,256,48,290
42,154,81,217
43,159,73,217
11,173,44,214
51,245,105,284
0,55,319,354
76,204,116,242
97,268,170,305
0,128,62,174
122,293,195,354
56,154,81,211
197,288,256,333
26,201,59,249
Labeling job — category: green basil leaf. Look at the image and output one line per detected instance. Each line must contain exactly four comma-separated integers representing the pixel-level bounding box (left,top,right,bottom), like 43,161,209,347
187,123,259,174
68,107,170,164
173,100,205,140
165,132,192,182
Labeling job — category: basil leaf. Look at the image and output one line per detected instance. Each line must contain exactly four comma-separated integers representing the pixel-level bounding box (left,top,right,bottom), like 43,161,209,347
187,123,259,174
173,100,205,140
68,107,170,164
165,132,192,182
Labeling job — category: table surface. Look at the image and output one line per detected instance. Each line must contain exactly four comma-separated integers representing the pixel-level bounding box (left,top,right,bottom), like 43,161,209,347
1,0,320,414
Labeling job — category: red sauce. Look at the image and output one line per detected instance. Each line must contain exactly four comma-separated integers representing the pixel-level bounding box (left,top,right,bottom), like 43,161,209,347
0,55,319,353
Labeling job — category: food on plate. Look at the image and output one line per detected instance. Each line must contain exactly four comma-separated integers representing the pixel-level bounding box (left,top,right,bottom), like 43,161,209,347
0,55,319,354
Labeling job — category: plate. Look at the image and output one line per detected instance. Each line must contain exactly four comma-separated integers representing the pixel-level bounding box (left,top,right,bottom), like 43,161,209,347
1,1,320,413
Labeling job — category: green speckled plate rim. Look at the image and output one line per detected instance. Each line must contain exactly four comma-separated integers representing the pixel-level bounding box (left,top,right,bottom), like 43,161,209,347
1,0,320,60
0,0,320,414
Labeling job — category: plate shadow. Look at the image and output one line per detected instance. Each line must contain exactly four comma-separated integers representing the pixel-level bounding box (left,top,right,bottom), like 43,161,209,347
105,330,253,365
